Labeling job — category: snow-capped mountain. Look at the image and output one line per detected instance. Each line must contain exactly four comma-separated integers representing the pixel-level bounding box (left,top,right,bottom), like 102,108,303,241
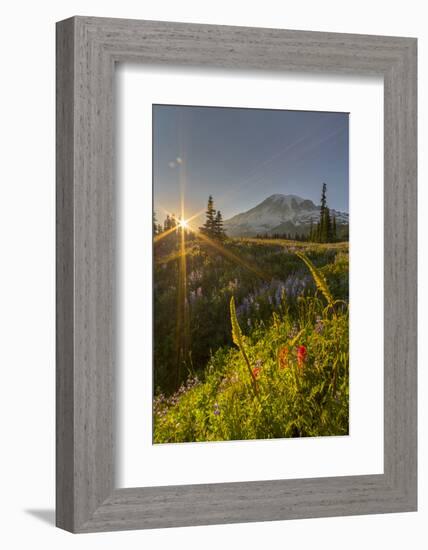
224,194,349,237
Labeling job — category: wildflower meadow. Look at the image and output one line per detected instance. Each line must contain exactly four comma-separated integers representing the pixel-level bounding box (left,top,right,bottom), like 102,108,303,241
153,233,349,443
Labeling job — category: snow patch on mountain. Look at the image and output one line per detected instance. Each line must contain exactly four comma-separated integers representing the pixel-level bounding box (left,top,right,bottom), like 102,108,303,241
224,194,348,237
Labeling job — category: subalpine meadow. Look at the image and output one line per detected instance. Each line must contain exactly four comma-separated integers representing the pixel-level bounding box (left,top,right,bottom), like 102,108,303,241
153,200,349,443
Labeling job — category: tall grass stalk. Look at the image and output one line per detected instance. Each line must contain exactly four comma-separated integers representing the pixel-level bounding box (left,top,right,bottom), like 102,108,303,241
295,251,333,307
230,296,259,396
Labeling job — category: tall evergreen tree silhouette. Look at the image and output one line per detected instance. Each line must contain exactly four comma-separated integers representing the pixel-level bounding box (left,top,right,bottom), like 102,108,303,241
309,218,314,241
164,214,171,231
214,210,226,239
318,183,327,241
316,182,336,243
200,195,217,236
163,213,177,232
324,207,332,242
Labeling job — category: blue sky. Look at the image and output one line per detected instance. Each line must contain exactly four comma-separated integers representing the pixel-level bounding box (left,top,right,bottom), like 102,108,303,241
153,104,348,224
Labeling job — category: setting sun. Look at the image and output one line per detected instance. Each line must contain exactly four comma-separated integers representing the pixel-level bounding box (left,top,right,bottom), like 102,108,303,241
178,218,188,229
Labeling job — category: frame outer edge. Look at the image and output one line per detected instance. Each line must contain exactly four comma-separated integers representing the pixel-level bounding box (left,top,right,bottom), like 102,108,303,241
56,16,76,532
383,39,417,511
72,15,116,531
55,16,418,532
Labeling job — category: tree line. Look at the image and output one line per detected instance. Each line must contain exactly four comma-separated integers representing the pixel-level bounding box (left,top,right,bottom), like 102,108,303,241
309,183,338,243
153,184,344,243
258,183,343,243
153,195,227,240
255,232,315,242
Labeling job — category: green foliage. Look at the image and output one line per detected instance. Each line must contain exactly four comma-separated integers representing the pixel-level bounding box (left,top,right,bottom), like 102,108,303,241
230,296,258,394
320,251,348,300
295,251,333,307
153,235,348,394
153,250,349,443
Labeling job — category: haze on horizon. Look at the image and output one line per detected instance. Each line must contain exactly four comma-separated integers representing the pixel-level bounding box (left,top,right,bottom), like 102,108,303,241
153,104,349,225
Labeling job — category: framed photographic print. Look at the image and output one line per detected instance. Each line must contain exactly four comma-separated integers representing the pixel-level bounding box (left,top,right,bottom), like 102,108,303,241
151,104,350,444
56,17,417,532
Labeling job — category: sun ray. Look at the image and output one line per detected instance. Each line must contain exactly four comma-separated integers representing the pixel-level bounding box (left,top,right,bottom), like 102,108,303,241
174,223,189,386
186,221,270,281
155,200,273,390
153,225,177,243
155,245,191,265
156,204,270,281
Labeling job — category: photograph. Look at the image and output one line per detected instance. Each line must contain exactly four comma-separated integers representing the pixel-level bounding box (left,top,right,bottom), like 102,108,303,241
153,104,350,444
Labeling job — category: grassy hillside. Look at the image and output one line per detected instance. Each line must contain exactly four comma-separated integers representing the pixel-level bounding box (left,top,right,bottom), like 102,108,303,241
153,242,349,443
154,234,348,395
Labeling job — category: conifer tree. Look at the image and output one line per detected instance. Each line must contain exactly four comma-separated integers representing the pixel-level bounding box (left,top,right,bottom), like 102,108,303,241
214,210,226,239
164,214,171,231
199,195,217,236
309,219,314,241
153,212,158,235
320,182,327,211
319,183,327,242
163,214,178,231
316,183,335,242
323,206,332,242
332,215,337,242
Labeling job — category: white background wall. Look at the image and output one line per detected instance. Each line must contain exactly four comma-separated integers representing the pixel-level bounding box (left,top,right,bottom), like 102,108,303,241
0,1,425,548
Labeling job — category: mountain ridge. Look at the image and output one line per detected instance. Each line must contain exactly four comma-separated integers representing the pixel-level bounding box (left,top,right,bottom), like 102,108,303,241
224,193,348,237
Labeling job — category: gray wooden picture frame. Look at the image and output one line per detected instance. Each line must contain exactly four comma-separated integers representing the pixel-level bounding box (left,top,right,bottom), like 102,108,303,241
56,16,417,533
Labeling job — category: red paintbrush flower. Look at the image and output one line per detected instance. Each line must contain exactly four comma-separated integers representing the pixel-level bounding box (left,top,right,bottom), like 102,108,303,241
297,345,307,368
252,366,261,378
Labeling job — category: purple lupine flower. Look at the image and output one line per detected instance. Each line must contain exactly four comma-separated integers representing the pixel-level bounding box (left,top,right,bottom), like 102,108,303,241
315,316,324,334
288,324,298,338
